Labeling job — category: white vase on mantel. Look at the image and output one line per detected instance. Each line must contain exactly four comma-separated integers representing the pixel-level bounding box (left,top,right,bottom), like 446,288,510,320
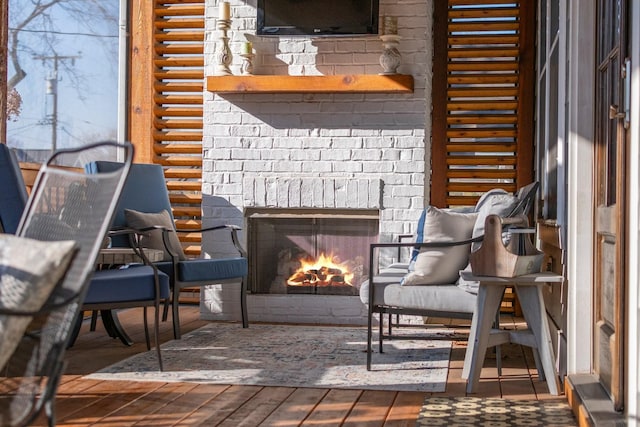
379,34,402,75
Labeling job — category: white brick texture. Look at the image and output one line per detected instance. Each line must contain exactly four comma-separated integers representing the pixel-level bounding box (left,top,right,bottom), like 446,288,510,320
202,0,434,323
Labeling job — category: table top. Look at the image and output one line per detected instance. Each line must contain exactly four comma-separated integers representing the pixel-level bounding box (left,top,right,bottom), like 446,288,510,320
460,270,563,284
97,247,165,266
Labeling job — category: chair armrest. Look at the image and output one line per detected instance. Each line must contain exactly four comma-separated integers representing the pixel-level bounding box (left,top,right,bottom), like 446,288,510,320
175,224,246,258
368,237,483,276
108,225,179,264
395,234,412,263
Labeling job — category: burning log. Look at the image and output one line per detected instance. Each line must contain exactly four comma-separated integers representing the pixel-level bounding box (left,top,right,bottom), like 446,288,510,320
286,252,355,292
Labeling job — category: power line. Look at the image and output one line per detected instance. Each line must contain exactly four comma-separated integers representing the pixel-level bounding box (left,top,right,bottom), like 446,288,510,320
9,27,118,38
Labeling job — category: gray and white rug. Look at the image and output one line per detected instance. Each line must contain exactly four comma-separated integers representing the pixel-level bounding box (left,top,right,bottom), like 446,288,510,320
86,322,453,392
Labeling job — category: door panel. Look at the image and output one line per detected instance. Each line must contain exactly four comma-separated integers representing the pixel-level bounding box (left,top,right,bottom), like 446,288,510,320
593,0,627,411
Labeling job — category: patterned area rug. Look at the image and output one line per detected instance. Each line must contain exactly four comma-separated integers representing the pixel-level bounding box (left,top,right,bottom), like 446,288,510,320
417,397,577,427
86,323,453,392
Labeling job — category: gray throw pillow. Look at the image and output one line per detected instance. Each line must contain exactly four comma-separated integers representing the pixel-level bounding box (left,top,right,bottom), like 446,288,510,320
471,189,519,252
124,209,187,261
457,189,520,294
0,235,76,370
401,206,477,286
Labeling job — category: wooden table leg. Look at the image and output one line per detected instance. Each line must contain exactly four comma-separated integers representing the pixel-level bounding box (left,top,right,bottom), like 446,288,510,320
515,284,560,395
463,283,505,392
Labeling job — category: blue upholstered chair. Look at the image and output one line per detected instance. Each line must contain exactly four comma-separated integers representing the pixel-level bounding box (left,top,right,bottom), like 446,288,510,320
0,144,28,234
86,161,248,339
0,141,133,426
0,143,168,369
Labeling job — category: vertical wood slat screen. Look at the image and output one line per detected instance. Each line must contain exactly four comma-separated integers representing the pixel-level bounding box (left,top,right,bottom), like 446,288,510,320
432,0,535,207
153,0,205,255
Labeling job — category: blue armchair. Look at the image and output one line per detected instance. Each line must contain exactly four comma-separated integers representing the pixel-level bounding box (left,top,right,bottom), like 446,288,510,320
86,161,248,339
1,143,169,370
0,144,28,234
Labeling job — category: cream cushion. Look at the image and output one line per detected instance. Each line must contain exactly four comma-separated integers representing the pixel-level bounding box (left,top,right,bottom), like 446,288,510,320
0,235,76,370
402,206,477,285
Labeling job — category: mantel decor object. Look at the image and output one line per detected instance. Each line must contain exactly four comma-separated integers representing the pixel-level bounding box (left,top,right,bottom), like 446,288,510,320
240,41,254,75
240,53,255,75
379,16,401,75
215,2,233,76
379,34,402,75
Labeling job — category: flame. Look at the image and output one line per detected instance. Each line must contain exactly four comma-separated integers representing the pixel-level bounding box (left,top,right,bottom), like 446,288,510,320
287,252,354,287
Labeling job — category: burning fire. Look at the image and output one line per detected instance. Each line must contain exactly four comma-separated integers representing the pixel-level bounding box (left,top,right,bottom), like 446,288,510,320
287,253,354,287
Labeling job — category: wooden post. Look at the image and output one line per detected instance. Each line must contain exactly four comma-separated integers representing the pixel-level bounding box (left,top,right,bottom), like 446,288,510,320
0,0,8,142
128,0,155,163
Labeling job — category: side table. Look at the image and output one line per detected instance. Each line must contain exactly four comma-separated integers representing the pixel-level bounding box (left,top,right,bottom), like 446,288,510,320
96,247,165,266
460,271,564,395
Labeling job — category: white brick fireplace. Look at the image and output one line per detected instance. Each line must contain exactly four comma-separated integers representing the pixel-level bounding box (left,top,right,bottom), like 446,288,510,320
200,0,433,325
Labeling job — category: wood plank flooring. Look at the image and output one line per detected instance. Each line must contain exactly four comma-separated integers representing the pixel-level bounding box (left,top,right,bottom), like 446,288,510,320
26,306,558,426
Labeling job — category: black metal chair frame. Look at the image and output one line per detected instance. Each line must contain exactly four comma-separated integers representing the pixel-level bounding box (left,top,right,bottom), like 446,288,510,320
0,141,132,427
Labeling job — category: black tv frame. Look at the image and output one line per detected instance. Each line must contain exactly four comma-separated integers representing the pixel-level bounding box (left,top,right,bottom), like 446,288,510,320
256,0,379,37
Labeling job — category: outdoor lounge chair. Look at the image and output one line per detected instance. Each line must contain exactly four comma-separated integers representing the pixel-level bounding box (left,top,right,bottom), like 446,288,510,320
86,161,248,339
1,144,168,370
0,141,132,427
361,182,539,370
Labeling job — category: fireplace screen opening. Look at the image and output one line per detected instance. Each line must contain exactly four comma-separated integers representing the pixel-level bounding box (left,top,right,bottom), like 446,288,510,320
247,209,379,296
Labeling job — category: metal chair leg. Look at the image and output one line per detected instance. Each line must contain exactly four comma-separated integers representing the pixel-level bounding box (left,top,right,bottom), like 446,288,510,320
172,285,181,339
240,277,248,328
366,308,374,370
495,308,502,376
378,312,384,353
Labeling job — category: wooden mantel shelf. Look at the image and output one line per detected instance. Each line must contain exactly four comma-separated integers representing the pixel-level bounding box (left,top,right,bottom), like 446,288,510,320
206,74,414,94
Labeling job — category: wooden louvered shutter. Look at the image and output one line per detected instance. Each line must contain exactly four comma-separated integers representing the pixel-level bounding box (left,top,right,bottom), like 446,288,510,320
432,0,535,207
130,0,204,255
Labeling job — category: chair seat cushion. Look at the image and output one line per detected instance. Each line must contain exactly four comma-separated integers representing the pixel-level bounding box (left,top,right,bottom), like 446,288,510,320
86,266,170,304
360,278,476,315
156,257,248,283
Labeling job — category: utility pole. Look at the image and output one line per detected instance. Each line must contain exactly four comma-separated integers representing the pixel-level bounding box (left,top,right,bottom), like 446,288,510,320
33,53,81,151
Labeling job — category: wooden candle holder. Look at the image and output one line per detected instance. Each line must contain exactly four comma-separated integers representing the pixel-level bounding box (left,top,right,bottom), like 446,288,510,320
470,215,544,277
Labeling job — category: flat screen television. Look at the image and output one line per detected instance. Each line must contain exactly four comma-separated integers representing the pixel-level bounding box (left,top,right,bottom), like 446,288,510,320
257,0,379,36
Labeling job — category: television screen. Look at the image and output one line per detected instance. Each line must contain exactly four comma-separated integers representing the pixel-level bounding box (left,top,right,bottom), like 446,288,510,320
257,0,379,36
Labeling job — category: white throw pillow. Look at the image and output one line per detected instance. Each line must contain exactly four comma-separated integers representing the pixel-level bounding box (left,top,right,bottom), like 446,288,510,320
0,235,76,370
402,206,477,286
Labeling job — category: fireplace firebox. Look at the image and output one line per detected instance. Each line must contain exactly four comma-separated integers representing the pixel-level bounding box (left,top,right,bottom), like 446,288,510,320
247,208,379,296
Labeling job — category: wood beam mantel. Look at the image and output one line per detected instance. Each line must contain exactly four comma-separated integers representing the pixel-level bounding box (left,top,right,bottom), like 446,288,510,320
206,74,414,94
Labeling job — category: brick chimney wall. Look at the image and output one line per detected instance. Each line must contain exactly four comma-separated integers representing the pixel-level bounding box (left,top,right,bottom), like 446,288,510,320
200,0,433,324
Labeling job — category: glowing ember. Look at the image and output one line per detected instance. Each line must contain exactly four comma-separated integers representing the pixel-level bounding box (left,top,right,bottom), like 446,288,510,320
287,253,354,287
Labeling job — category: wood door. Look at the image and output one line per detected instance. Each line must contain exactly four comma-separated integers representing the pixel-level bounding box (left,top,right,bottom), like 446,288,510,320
593,0,628,411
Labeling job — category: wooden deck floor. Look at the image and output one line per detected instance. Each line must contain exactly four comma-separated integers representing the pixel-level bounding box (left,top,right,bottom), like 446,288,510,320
31,306,560,426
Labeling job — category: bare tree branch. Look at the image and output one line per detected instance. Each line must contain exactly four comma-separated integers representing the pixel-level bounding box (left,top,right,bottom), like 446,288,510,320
8,0,117,92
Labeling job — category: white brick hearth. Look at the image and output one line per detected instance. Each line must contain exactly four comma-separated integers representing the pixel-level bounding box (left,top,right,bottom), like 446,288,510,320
200,0,434,324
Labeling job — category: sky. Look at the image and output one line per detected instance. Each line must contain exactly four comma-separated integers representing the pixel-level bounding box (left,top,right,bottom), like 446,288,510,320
6,0,120,151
